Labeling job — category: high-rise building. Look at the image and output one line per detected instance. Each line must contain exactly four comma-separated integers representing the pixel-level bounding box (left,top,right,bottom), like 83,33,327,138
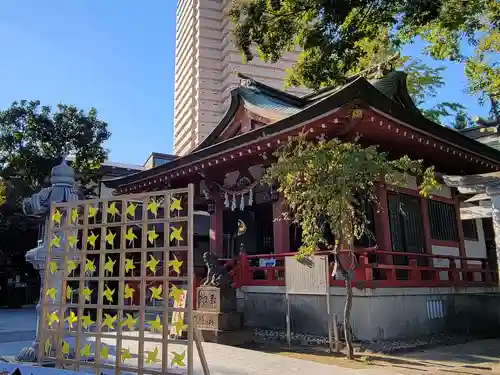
173,0,307,156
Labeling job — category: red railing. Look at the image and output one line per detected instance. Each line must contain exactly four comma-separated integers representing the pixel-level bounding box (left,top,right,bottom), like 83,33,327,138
225,250,498,289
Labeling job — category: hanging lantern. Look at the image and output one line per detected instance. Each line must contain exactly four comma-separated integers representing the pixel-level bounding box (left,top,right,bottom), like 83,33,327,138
224,191,229,208
207,200,216,215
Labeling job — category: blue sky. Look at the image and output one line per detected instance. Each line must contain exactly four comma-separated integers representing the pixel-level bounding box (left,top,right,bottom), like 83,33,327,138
0,1,489,166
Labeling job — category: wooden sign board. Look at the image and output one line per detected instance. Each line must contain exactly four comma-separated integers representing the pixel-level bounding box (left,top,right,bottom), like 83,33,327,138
169,289,187,337
284,255,328,295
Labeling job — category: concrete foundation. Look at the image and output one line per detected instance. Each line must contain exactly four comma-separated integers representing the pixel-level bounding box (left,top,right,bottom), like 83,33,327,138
236,286,500,341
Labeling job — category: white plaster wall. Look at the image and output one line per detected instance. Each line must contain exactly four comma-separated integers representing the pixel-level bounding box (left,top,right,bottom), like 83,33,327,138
464,219,487,259
429,184,452,199
464,218,488,280
431,245,460,280
391,173,418,189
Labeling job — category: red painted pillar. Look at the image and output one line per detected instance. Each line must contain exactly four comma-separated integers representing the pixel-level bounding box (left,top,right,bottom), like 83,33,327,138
420,197,433,254
210,199,223,257
374,183,391,251
374,183,394,280
453,188,468,279
273,195,290,254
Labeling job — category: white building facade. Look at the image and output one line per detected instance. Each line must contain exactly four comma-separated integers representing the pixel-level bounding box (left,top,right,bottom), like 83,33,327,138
173,0,307,155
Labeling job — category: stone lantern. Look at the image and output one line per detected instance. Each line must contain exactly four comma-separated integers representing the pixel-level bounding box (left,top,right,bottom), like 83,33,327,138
16,157,83,362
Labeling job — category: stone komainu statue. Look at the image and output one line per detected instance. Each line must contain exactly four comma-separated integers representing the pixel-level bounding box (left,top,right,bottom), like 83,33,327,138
202,252,232,288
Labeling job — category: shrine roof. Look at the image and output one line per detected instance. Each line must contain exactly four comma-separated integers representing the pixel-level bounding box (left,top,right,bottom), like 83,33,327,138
104,72,500,190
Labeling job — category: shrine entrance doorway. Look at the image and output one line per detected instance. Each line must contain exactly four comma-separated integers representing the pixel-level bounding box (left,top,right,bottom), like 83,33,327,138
222,202,274,258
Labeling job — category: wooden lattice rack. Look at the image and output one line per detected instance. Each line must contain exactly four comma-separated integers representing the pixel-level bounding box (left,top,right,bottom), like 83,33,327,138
38,184,206,375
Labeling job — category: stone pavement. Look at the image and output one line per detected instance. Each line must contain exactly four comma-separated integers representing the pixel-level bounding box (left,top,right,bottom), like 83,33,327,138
0,308,37,356
0,308,403,374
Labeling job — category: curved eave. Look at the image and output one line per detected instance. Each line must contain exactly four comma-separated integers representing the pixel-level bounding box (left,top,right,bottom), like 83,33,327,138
192,89,241,152
104,77,500,190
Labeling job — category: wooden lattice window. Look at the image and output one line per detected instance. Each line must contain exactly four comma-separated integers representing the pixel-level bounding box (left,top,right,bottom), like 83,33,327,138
462,219,479,241
428,200,458,242
38,185,207,375
387,193,425,253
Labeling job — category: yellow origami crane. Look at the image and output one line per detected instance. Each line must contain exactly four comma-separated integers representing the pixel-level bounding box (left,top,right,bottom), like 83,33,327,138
170,226,183,242
82,287,93,302
47,311,59,327
52,209,62,225
146,347,160,364
124,258,135,273
145,254,159,275
169,284,183,303
87,231,99,249
126,202,137,218
124,227,137,245
147,227,159,245
169,255,183,275
171,351,186,367
88,205,98,219
71,208,78,224
147,198,159,217
120,313,137,330
147,315,162,332
172,319,188,336
49,235,61,249
67,234,78,248
104,257,115,275
66,259,77,275
66,285,72,300
107,202,120,219
84,259,95,273
103,286,115,303
80,343,92,357
100,344,109,360
61,340,70,355
44,338,51,355
105,230,116,247
46,287,57,301
66,311,78,329
123,284,135,301
149,285,163,301
121,348,131,363
81,314,94,329
48,261,57,274
170,196,182,212
102,313,116,330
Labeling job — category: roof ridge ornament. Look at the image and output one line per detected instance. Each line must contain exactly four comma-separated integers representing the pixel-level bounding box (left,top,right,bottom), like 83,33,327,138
239,77,256,88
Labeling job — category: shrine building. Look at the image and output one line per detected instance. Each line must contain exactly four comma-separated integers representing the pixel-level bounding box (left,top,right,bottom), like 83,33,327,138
104,72,500,341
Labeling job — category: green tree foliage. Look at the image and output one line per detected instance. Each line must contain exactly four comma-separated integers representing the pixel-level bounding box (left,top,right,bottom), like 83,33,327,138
229,0,498,120
263,135,438,358
0,100,110,288
399,0,499,119
264,136,437,255
0,100,111,204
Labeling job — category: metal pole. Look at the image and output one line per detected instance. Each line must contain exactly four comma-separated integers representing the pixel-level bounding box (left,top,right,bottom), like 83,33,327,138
325,256,333,353
286,291,291,348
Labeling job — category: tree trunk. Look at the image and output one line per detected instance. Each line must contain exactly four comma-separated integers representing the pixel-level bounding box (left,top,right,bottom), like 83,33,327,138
333,250,354,360
343,273,354,360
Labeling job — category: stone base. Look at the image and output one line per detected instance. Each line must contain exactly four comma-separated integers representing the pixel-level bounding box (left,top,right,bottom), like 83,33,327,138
197,286,236,313
199,329,254,346
194,311,243,331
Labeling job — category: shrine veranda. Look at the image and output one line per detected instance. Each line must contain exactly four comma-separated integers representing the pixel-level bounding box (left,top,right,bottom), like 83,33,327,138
38,185,202,375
